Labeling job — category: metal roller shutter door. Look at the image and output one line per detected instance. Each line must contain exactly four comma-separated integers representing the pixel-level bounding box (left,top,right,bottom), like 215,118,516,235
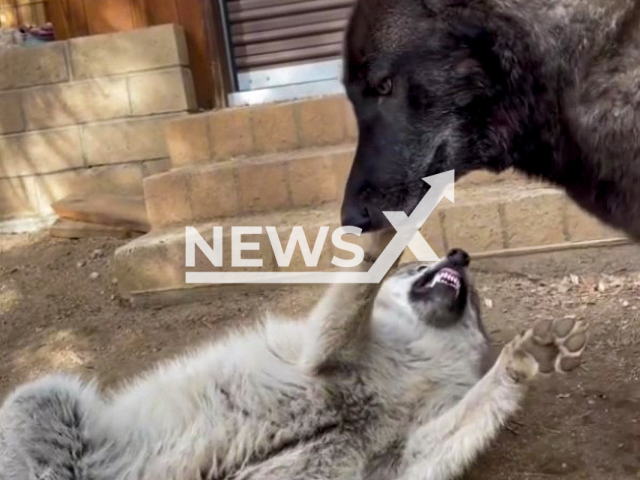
227,0,356,72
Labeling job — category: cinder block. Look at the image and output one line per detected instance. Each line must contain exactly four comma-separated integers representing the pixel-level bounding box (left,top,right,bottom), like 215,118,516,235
443,202,504,253
192,227,275,274
401,211,447,262
503,190,566,248
297,96,346,147
188,164,240,221
209,108,253,161
274,225,334,272
115,224,279,294
83,116,171,166
0,92,25,135
128,68,197,116
0,128,84,178
288,152,339,207
0,176,39,218
142,158,170,177
332,148,355,198
144,169,192,228
23,78,130,129
115,230,188,293
166,114,212,167
565,200,621,241
83,164,144,194
251,103,298,154
33,164,144,213
238,160,292,212
457,169,526,188
69,25,189,79
0,42,68,90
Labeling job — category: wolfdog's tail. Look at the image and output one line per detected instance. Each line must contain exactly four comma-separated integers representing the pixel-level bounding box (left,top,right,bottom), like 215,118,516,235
0,374,102,480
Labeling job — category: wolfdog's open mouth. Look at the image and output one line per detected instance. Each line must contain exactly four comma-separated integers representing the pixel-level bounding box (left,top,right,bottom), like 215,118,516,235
428,268,462,296
413,266,464,299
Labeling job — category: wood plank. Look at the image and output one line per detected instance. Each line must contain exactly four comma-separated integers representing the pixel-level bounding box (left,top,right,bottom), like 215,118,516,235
134,0,178,27
202,0,233,106
85,0,135,34
45,0,89,39
176,0,216,108
52,194,150,232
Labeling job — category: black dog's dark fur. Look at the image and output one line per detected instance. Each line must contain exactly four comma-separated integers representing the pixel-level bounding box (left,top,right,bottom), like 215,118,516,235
342,0,640,238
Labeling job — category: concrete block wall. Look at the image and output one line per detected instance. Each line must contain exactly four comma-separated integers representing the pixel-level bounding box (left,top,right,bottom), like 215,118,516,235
164,96,357,168
0,24,197,225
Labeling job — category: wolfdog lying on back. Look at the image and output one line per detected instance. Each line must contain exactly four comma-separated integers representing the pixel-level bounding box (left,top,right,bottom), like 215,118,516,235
0,232,587,480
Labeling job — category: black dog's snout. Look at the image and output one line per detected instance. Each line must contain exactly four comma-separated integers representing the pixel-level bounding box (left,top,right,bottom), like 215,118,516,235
447,249,470,267
341,203,373,232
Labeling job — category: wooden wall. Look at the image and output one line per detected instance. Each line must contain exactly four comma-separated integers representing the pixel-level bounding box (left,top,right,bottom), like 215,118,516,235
46,0,231,109
0,0,48,28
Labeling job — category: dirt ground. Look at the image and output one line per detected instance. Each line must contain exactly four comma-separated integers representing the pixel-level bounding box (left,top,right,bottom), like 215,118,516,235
0,233,639,479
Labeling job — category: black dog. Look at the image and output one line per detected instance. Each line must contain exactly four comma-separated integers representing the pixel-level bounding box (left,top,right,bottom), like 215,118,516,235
342,0,640,239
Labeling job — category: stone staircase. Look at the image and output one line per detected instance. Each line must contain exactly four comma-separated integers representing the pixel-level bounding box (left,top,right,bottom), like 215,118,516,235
114,95,624,303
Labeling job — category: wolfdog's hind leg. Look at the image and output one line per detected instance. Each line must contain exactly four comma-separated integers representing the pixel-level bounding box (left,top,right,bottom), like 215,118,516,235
0,374,102,480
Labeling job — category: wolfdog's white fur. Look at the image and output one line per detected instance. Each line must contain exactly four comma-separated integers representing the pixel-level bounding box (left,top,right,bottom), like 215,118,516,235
0,232,586,480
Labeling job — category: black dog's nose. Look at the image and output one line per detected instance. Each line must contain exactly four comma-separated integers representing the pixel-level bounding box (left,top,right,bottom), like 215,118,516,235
341,203,373,232
447,248,470,267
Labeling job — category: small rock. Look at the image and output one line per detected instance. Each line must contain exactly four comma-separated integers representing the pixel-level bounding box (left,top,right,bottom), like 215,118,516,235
90,249,104,260
89,272,100,280
570,274,580,285
76,261,86,268
111,278,118,285
484,298,494,309
622,300,630,307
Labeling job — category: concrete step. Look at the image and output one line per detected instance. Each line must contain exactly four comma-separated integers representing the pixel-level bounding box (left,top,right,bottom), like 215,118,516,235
115,181,623,300
144,141,531,230
164,94,357,169
144,144,355,229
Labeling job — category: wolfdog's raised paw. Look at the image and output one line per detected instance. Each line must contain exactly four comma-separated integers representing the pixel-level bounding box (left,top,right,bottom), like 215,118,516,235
501,318,588,383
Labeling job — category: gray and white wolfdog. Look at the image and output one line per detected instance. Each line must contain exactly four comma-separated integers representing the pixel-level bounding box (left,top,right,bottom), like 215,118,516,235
0,232,587,480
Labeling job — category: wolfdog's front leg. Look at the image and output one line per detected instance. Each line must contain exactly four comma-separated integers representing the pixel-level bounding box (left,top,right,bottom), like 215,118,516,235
301,229,397,374
397,318,588,480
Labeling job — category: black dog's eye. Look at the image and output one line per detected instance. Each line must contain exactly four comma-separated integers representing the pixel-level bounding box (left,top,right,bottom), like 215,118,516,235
376,78,393,96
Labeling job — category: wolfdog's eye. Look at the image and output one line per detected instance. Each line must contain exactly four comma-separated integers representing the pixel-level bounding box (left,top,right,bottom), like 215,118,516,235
376,78,393,96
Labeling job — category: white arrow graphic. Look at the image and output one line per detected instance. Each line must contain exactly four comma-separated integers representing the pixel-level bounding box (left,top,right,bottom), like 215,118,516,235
185,170,455,284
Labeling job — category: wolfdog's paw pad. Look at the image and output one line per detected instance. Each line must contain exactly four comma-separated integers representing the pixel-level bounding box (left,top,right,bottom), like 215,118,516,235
504,318,588,382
